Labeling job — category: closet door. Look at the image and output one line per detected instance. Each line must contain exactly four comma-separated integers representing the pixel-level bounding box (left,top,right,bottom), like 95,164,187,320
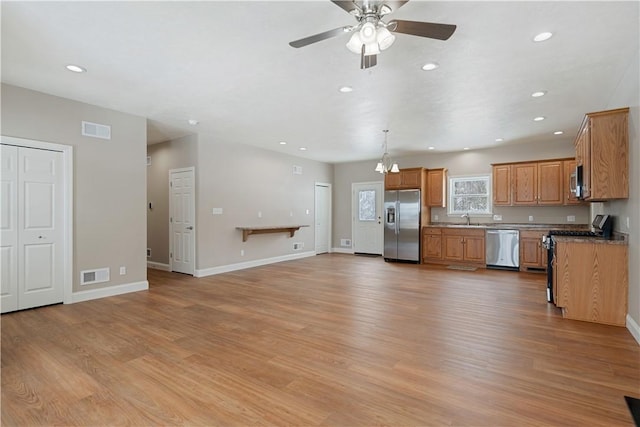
1,145,63,313
1,145,19,312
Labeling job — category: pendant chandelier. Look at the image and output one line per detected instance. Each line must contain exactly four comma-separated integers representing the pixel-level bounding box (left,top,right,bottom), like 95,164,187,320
374,129,399,174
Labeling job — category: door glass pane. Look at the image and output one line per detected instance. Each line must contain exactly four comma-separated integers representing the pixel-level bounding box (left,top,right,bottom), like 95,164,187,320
358,190,376,221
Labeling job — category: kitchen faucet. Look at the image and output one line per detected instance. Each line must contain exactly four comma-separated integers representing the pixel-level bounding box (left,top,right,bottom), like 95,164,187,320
461,212,471,225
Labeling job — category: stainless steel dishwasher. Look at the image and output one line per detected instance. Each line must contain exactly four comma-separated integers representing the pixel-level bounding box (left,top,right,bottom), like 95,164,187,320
485,229,519,270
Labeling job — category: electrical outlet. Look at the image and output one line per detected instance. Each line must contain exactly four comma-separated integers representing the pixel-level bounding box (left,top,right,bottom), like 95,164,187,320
627,217,630,228
212,208,223,215
240,250,244,256
258,211,262,218
567,215,576,222
119,266,126,275
493,214,503,221
290,211,293,217
434,214,439,221
306,209,310,215
528,215,534,222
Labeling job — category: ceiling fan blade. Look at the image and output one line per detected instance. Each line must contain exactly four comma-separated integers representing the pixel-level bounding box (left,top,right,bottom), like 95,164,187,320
380,1,409,15
388,19,456,40
331,1,360,14
289,26,351,48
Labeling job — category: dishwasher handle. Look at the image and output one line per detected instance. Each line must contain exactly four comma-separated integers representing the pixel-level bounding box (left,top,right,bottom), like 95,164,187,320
486,229,519,235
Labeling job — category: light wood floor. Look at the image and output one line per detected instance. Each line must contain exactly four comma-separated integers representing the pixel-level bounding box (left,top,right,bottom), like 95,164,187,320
2,254,639,426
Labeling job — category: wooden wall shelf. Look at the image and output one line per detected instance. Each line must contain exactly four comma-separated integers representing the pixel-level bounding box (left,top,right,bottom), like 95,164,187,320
236,225,309,242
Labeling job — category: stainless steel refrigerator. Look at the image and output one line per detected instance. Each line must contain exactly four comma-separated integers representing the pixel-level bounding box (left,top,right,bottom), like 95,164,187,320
384,189,421,262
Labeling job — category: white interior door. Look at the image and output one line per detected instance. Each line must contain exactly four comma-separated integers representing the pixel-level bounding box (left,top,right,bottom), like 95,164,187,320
352,182,383,255
1,145,19,312
169,168,195,275
314,183,331,254
1,145,64,313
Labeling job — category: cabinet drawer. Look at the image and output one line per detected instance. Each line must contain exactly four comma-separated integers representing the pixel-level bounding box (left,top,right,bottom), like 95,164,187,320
423,227,442,235
442,228,485,237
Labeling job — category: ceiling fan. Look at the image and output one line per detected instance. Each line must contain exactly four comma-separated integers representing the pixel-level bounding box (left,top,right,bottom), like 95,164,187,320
289,0,456,69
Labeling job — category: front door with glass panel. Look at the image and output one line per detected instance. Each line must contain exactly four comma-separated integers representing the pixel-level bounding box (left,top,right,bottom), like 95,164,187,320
352,182,383,255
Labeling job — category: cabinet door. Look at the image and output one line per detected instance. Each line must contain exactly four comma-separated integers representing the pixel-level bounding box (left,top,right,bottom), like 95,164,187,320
492,165,511,206
424,234,442,260
463,236,485,263
401,169,422,189
581,124,592,199
520,237,543,268
563,159,581,205
385,173,402,190
537,161,563,205
443,235,464,262
512,163,537,205
589,111,629,200
427,169,446,207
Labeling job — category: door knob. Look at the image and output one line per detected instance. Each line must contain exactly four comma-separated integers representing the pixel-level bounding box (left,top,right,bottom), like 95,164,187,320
186,226,194,230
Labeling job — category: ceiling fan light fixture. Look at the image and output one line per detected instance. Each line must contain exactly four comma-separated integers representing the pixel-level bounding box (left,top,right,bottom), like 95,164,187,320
364,41,380,56
360,22,377,43
376,27,396,50
379,4,393,15
390,163,400,173
375,162,384,172
346,32,363,54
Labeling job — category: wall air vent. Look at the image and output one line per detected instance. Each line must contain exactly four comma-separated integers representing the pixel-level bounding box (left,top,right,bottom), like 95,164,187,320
82,121,111,140
80,267,110,285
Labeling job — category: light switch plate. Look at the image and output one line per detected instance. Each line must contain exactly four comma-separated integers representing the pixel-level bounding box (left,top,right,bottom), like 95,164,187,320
212,207,223,215
493,214,503,221
567,215,576,222
528,215,534,222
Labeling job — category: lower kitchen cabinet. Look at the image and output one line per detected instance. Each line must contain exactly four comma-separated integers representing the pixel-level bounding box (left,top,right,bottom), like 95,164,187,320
442,228,485,266
519,230,549,271
553,238,628,326
422,228,442,263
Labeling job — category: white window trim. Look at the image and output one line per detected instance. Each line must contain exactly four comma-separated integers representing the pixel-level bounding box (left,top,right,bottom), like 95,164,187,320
447,174,493,216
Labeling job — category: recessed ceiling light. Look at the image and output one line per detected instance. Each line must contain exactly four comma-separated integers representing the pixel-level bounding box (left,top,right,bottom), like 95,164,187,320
299,147,307,151
279,141,287,145
495,138,504,142
554,131,564,135
533,32,553,42
534,116,545,121
428,146,435,150
339,86,353,93
188,119,199,125
531,91,547,97
421,62,439,71
65,64,86,73
463,147,470,150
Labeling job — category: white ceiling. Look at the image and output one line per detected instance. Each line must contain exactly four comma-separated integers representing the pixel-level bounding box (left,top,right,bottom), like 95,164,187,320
2,1,638,164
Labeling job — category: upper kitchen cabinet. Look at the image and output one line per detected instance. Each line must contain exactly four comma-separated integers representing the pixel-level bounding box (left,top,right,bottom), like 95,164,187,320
426,168,447,207
512,160,563,206
492,164,511,206
385,167,424,190
574,107,629,201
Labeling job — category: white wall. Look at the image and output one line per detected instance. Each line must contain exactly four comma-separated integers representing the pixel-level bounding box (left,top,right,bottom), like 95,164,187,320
1,84,147,293
147,133,334,273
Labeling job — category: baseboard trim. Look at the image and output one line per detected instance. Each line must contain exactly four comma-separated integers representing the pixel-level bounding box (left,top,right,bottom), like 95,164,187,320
331,247,354,254
147,261,170,271
69,281,149,304
195,251,316,278
627,314,640,346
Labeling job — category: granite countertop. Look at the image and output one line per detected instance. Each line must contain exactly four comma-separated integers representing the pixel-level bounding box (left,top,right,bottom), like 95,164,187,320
551,234,628,245
424,223,590,230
